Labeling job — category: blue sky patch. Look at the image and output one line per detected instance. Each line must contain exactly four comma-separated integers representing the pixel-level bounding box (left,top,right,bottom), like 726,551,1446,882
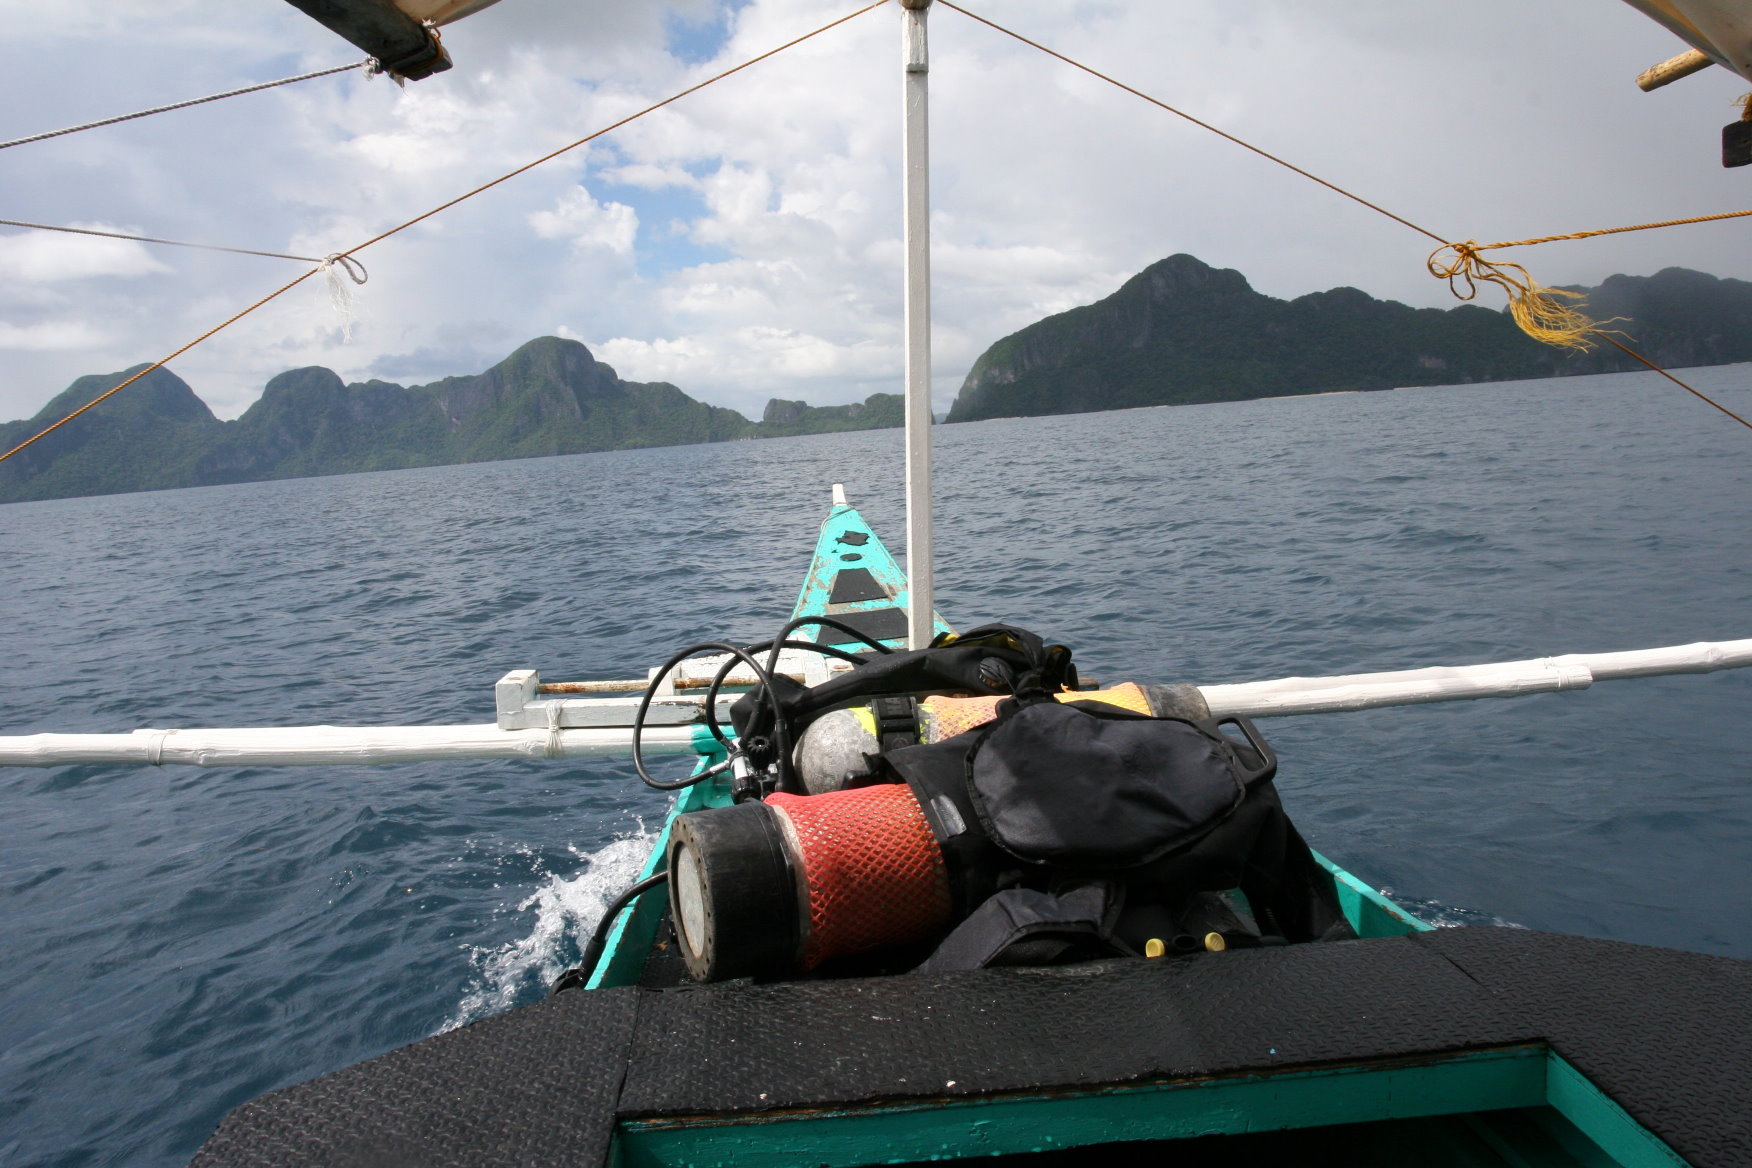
595,165,730,277
664,3,744,66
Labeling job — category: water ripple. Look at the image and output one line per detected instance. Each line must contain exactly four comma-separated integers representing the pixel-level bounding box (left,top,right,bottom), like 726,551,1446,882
0,366,1747,1167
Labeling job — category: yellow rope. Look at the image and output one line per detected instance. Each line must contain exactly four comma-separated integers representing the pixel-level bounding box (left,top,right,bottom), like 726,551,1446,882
0,270,320,465
936,0,1602,348
1475,208,1752,252
1426,244,1601,351
0,0,889,468
1425,209,1752,349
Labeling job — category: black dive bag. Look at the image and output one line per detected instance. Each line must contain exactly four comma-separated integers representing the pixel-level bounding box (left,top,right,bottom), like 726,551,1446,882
885,691,1354,970
690,624,1353,978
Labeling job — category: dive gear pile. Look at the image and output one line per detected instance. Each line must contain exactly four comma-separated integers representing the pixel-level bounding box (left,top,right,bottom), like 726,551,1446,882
626,624,1353,984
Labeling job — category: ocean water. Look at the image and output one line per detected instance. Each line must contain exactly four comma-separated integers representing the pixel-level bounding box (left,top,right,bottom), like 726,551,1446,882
1,366,1748,1167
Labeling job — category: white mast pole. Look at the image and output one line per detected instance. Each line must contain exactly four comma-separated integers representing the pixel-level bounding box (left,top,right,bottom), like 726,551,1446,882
901,0,935,650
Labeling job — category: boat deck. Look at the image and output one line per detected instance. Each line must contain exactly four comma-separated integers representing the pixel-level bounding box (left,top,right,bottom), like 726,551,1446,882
191,926,1751,1167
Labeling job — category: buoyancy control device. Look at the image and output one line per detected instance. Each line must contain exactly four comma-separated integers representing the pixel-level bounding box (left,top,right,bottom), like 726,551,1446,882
650,624,1354,983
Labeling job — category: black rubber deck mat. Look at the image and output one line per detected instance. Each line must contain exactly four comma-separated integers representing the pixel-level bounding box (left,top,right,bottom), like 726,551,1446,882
829,566,888,604
189,985,638,1168
1412,928,1752,1168
189,930,1752,1167
818,605,909,645
617,935,1531,1114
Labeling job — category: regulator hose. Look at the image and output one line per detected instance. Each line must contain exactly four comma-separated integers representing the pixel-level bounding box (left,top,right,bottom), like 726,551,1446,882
700,636,871,745
550,870,669,995
633,642,783,791
762,614,897,668
634,619,896,793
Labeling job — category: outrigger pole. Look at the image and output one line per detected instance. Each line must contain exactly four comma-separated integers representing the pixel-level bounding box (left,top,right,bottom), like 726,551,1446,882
4,639,1748,769
901,0,935,650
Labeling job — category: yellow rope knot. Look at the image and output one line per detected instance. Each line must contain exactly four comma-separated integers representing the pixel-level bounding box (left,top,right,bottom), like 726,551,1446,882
1427,241,1599,351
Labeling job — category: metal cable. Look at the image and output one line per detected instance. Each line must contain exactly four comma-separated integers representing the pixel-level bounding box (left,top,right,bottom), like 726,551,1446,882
936,0,1448,247
0,0,888,467
0,61,370,152
0,218,323,264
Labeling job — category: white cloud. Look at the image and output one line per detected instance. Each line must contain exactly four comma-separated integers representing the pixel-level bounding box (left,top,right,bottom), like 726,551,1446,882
600,162,700,191
0,320,110,351
597,321,893,403
528,187,639,254
0,227,170,282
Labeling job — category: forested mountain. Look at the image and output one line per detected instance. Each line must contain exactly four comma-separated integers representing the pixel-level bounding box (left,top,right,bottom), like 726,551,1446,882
947,256,1751,422
0,337,888,504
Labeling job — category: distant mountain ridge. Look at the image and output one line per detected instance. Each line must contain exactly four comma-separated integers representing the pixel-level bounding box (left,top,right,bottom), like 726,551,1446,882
7,258,1748,503
947,256,1752,421
0,337,896,504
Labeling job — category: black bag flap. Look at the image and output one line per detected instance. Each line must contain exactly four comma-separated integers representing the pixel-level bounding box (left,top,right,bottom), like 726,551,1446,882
966,702,1248,868
915,881,1124,974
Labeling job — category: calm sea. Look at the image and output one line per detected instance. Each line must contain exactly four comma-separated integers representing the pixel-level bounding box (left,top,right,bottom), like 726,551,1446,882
2,366,1748,1167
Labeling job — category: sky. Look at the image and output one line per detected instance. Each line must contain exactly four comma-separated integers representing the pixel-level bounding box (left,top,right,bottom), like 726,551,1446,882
1,0,1749,424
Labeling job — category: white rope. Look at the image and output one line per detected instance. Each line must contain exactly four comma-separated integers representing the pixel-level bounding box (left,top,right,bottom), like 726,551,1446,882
143,729,171,766
544,703,565,760
318,254,369,340
0,60,371,152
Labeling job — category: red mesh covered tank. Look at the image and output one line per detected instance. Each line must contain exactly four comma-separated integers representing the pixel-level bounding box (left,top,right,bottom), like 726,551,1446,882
766,784,952,969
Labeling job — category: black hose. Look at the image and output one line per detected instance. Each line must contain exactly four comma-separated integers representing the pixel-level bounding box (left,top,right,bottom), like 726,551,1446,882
550,871,669,995
759,618,897,791
763,614,897,668
633,619,895,793
633,642,783,790
700,637,868,745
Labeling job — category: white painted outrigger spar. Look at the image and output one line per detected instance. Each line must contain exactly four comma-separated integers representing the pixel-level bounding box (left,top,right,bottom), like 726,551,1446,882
1199,639,1752,718
3,639,1747,770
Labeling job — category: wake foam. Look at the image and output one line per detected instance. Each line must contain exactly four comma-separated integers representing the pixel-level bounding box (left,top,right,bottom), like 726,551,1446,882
1386,891,1527,930
443,828,657,1031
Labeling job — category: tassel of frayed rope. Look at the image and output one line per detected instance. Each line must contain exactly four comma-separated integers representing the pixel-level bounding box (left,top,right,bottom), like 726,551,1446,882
318,254,369,341
1427,242,1602,351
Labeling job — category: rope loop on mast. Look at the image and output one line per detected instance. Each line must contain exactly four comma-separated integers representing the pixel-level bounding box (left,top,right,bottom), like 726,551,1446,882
319,254,369,285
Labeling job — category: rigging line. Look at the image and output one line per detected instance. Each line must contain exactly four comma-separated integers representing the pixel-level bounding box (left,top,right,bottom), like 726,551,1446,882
935,0,1448,248
0,0,888,468
0,218,323,264
939,0,1751,433
0,60,370,152
1472,207,1752,251
0,269,320,466
1596,334,1752,431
